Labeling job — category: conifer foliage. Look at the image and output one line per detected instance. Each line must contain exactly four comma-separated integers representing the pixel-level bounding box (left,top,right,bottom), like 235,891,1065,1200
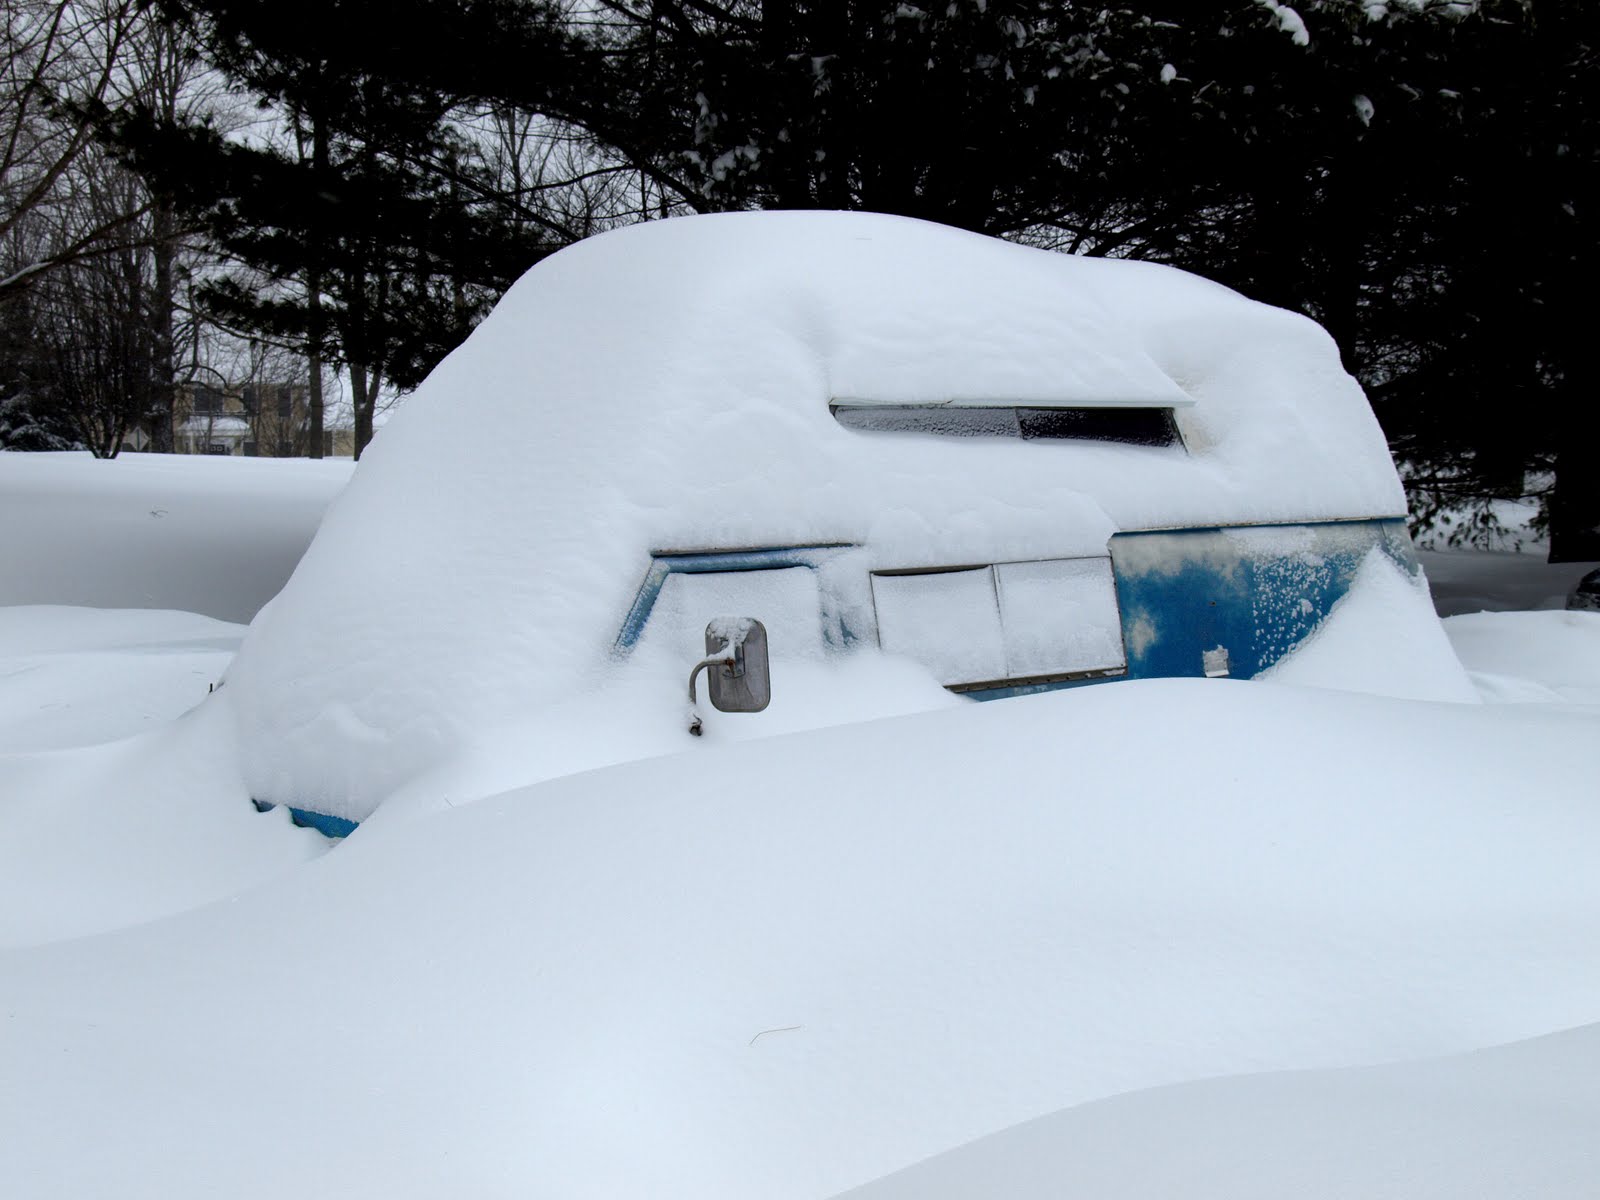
108,0,563,456
6,1,1594,555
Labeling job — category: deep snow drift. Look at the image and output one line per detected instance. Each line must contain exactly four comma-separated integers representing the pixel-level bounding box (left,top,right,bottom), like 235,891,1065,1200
0,451,349,622
5,681,1599,1199
1445,609,1600,703
841,1023,1600,1200
1260,547,1478,703
220,210,1410,819
1,419,1597,1199
0,606,243,751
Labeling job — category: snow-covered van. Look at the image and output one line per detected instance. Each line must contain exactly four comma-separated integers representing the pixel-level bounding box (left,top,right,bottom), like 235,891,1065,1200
227,211,1424,833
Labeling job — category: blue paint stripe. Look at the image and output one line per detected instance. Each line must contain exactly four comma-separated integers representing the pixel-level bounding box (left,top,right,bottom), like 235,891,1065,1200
253,799,358,839
614,559,674,652
286,807,359,838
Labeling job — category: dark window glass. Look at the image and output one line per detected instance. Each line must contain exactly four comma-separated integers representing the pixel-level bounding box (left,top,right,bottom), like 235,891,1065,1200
1016,406,1180,446
832,404,1182,448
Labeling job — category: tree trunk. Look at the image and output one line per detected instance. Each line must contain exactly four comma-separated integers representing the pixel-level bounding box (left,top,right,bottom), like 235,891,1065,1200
306,109,328,459
350,360,377,460
355,266,389,459
149,201,176,453
1548,381,1600,562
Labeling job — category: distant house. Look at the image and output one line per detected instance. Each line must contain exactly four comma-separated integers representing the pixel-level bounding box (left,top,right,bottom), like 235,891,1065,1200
157,381,355,457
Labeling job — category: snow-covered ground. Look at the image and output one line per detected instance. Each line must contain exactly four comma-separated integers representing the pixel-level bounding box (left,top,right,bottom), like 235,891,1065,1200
841,1023,1600,1200
1413,496,1600,616
1,451,1596,1198
10,684,1600,1200
0,450,350,622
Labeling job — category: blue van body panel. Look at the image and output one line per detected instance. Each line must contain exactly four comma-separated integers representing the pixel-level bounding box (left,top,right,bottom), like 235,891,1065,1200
1107,518,1415,682
251,799,359,839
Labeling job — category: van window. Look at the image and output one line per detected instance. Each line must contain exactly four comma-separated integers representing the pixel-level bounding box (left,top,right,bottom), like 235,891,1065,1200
871,557,1127,688
831,403,1183,448
635,566,823,665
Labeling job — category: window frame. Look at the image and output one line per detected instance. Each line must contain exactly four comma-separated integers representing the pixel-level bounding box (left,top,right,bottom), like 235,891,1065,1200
830,399,1189,450
614,544,854,655
869,555,1129,692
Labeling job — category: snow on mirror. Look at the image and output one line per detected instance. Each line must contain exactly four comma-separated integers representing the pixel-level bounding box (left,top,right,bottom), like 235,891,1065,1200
702,617,770,714
872,557,1127,689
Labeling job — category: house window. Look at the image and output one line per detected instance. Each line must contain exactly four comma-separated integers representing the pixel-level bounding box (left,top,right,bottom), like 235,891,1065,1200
206,442,231,455
871,557,1127,689
277,385,293,418
831,402,1184,448
241,386,257,415
191,384,222,414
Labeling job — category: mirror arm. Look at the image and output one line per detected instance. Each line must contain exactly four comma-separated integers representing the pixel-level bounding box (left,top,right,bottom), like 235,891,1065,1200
687,654,735,736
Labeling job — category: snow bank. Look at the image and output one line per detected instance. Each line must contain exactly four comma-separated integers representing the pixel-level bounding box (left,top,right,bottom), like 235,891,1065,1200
222,211,1407,818
840,1024,1600,1200
0,606,243,752
1445,609,1600,704
5,681,1598,1197
1260,548,1479,703
0,697,326,947
0,451,350,622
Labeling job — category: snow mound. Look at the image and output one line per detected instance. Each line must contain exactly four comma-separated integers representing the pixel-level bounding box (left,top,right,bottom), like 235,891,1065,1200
0,452,349,622
1445,609,1600,703
0,606,243,752
0,698,326,948
221,211,1406,819
1261,548,1478,703
4,680,1598,1196
839,1024,1600,1200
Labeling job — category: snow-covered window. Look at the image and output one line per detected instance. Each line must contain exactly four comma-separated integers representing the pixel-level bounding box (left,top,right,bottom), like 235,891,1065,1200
831,401,1183,448
871,557,1127,688
635,566,824,666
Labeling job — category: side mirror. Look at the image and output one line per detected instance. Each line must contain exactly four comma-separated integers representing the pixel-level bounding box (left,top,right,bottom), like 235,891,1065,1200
688,617,770,735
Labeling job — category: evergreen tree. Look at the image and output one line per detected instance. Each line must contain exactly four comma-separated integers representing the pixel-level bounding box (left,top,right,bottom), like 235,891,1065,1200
510,0,1597,559
107,0,564,457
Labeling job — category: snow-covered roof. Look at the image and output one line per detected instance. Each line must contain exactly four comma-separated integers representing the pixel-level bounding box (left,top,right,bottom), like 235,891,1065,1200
223,211,1407,818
